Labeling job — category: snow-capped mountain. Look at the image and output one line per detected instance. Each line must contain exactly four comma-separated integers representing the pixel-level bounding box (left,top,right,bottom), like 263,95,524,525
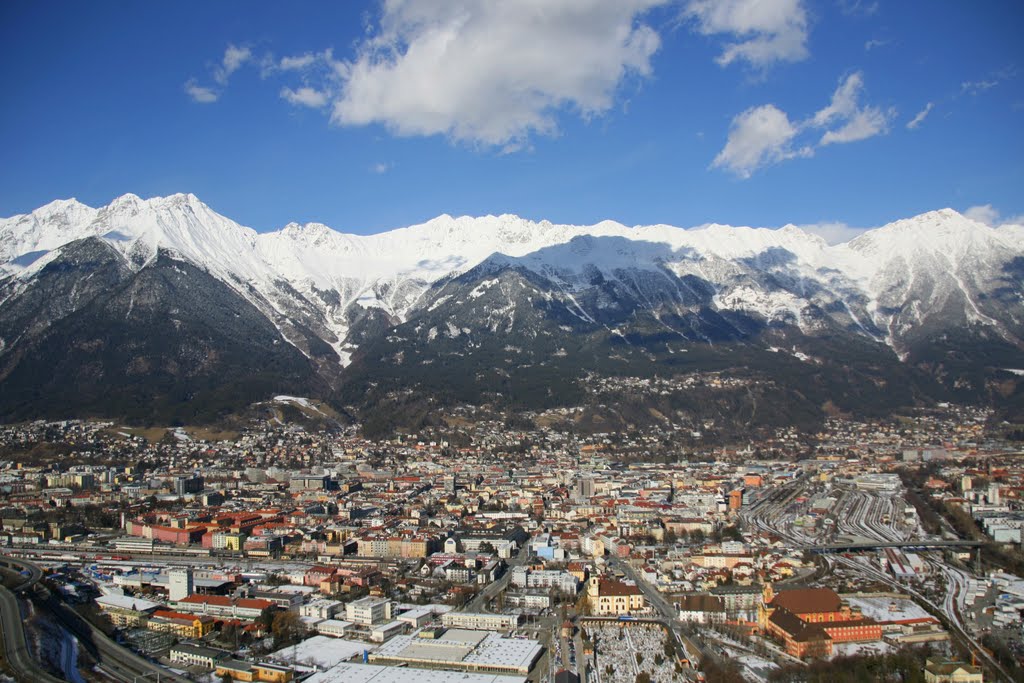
1,193,1021,425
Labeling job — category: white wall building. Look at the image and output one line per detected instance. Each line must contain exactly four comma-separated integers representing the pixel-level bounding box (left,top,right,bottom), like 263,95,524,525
346,596,392,626
168,567,193,601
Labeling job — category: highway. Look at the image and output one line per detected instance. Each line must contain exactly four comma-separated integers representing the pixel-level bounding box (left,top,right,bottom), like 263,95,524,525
0,556,43,593
0,579,66,683
0,552,190,683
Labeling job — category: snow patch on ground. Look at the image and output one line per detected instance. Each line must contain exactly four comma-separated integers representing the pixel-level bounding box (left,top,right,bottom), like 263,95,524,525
844,595,932,622
273,395,327,416
714,286,805,327
469,278,499,299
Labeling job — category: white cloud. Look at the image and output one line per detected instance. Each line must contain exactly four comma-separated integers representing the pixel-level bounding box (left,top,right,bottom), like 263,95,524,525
906,102,933,130
280,86,329,109
330,0,670,147
184,79,218,103
820,107,892,145
962,204,1024,227
812,72,864,127
814,72,893,145
964,204,1001,226
683,0,809,68
280,53,318,71
960,66,1017,97
864,38,888,51
838,0,879,17
215,44,252,85
712,104,809,178
797,221,867,245
714,71,892,176
371,162,392,174
961,79,998,96
185,44,252,101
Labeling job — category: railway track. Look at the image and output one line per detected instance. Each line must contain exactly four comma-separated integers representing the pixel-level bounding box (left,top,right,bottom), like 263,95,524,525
0,552,189,683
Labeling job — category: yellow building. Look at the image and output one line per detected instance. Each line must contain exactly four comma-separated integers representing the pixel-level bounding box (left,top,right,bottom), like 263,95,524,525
587,577,645,616
216,659,294,682
146,610,214,639
224,532,245,551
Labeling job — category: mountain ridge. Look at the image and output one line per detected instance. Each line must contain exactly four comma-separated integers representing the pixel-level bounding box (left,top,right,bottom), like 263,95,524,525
1,193,1022,428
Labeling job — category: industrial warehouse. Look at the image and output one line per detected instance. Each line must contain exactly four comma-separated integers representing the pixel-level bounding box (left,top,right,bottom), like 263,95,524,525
369,628,543,677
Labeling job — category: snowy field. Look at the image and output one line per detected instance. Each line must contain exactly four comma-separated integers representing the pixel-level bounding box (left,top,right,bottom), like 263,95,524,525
843,595,931,622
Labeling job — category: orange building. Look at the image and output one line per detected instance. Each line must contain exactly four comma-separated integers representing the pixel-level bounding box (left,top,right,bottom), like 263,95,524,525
761,585,852,624
758,585,881,658
822,619,883,644
764,607,831,658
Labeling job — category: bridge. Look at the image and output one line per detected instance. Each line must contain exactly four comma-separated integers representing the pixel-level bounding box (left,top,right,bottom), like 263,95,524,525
805,539,984,553
0,552,190,683
0,553,44,592
0,554,66,683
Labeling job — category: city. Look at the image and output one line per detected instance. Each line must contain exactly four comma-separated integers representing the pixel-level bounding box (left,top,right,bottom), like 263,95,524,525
2,2,1023,683
0,403,1019,682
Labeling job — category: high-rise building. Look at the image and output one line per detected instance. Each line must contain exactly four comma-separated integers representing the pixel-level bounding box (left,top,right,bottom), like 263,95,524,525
174,475,204,496
168,567,194,601
576,475,595,500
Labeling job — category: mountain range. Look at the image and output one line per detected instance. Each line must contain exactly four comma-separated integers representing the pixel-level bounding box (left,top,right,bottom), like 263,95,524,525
2,193,1022,433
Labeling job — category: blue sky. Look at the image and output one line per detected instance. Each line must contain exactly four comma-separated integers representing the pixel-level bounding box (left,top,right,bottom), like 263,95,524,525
0,1,1021,238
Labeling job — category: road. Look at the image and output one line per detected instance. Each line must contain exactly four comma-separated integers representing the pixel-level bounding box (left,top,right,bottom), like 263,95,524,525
0,579,66,683
465,542,531,613
608,557,677,621
606,556,704,674
0,552,190,683
38,584,191,683
573,625,590,682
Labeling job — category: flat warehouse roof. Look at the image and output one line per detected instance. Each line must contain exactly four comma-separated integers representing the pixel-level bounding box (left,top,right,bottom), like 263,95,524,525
270,635,377,668
305,662,526,683
372,630,542,671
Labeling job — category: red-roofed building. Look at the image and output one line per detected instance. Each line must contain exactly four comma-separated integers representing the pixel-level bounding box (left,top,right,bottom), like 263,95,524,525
304,565,337,586
172,594,272,621
758,585,881,658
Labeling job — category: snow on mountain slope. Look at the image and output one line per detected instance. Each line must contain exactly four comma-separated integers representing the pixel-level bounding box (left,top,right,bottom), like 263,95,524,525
2,194,1022,365
843,209,1024,349
0,198,100,270
1,193,265,281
